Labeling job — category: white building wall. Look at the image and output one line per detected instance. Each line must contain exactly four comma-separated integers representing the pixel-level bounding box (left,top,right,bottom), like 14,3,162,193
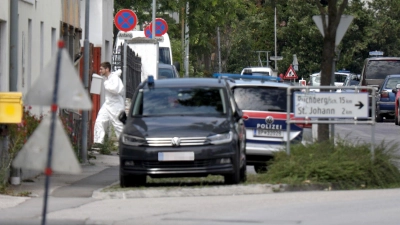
18,0,62,95
0,0,10,91
102,0,113,63
80,0,114,63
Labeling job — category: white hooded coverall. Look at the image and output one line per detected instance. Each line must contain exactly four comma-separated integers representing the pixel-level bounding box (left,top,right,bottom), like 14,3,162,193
94,70,125,144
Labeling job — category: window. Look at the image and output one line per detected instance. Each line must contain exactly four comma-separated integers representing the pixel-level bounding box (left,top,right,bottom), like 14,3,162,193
335,74,348,83
233,87,292,112
159,47,171,65
384,78,400,89
158,68,174,79
365,60,400,79
133,87,226,116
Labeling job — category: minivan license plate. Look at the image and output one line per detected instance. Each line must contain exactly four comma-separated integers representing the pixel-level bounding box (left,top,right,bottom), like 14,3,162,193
254,129,282,137
158,152,195,161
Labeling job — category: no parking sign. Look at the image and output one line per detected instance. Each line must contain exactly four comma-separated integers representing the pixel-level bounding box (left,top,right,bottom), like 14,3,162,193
144,18,169,38
114,9,138,32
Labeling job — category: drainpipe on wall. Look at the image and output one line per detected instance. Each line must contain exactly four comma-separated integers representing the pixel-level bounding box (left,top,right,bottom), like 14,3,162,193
81,0,90,164
9,0,21,185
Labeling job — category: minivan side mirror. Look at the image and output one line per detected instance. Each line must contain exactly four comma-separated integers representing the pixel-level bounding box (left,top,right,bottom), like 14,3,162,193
118,111,127,124
234,109,243,121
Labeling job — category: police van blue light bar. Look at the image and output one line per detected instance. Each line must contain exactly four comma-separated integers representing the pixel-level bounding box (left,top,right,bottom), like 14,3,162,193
213,73,281,82
147,75,155,86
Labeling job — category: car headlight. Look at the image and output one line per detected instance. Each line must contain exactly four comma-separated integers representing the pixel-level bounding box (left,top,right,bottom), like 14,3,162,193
207,131,233,145
121,134,146,146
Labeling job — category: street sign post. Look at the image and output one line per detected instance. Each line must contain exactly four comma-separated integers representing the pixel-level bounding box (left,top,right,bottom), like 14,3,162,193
294,92,368,118
114,9,138,32
292,54,298,71
270,56,283,60
312,15,354,46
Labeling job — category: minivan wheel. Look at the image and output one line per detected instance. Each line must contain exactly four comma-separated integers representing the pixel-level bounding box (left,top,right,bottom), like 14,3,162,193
120,173,146,187
224,153,241,185
240,156,247,182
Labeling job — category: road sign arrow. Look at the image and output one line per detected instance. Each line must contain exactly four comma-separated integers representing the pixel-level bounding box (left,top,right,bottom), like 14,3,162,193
355,101,364,109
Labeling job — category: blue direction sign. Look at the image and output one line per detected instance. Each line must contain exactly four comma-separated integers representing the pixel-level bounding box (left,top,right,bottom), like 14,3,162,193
114,9,138,32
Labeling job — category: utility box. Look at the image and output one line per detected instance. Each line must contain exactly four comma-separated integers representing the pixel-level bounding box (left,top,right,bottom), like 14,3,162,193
90,74,103,95
0,92,23,123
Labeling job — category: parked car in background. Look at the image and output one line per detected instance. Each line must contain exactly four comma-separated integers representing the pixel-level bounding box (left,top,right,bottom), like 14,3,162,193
336,73,360,93
158,63,180,79
393,83,400,125
308,72,350,92
240,67,275,76
224,75,311,173
359,57,400,116
375,74,400,122
118,77,247,187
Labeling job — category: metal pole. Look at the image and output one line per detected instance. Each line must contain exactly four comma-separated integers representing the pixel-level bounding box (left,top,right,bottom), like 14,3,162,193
10,0,18,91
42,41,63,225
9,0,20,184
81,0,90,164
371,88,376,160
184,2,189,77
286,87,291,155
152,0,156,39
123,41,127,102
181,7,185,69
217,27,221,73
274,6,278,71
330,47,337,142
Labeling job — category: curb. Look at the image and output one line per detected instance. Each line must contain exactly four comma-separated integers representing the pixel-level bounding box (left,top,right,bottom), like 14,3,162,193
92,183,283,199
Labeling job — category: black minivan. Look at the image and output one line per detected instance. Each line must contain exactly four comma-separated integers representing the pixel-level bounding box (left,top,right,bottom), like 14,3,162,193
118,77,246,187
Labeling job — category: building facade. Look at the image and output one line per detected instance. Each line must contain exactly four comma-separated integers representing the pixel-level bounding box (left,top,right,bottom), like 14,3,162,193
0,0,10,91
80,0,114,64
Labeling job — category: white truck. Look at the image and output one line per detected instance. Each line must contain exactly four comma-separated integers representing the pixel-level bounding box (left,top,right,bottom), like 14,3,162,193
113,31,179,81
125,37,159,81
114,31,173,66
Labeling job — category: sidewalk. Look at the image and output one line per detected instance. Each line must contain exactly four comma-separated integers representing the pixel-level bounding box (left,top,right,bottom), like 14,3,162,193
0,151,119,209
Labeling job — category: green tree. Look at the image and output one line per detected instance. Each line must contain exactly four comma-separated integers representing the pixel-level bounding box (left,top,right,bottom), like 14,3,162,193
314,0,349,142
367,0,400,57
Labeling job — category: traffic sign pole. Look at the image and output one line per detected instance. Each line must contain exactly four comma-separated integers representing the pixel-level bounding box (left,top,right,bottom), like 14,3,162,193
313,14,354,142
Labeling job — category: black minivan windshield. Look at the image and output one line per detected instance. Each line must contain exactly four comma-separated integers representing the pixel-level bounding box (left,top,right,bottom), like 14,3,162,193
133,87,227,116
365,60,400,79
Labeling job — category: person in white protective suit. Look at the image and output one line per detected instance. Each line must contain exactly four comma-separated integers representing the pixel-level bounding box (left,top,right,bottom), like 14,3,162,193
93,62,125,146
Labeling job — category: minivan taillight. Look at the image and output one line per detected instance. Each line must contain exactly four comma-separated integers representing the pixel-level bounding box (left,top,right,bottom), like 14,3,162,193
381,91,389,98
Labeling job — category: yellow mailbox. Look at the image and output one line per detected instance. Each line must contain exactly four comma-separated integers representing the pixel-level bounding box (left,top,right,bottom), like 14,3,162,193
0,92,23,123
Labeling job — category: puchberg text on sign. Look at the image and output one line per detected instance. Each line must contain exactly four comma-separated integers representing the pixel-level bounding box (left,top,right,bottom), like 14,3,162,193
294,92,369,118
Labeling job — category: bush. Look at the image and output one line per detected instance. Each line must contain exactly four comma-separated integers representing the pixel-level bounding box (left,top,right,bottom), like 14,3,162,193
0,106,42,191
258,138,400,189
0,106,81,193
